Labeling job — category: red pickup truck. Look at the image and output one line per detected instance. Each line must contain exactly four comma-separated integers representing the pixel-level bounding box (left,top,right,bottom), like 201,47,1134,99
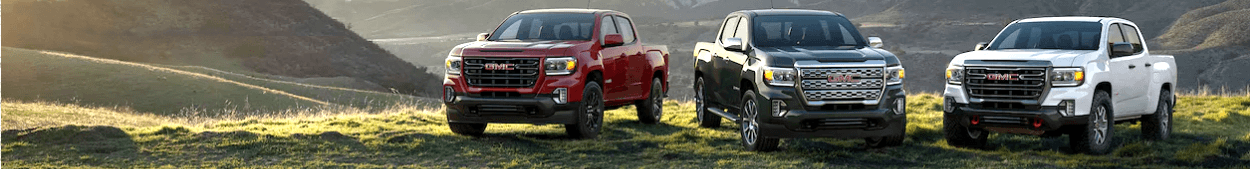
442,9,670,139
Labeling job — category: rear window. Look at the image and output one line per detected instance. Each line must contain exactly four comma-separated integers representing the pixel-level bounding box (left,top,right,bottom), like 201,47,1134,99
986,21,1102,50
489,13,595,41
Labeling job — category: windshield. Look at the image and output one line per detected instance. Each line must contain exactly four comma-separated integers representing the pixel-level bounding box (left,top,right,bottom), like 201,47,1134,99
488,13,595,41
752,15,865,48
986,21,1102,50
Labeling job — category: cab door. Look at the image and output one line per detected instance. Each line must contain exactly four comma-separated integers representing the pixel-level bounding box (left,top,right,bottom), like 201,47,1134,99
613,15,647,100
1106,23,1151,115
706,16,740,104
716,16,753,105
598,15,632,101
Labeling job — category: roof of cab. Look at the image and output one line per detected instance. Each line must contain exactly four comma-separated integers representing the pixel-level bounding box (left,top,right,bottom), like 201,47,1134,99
1017,16,1125,23
740,9,842,17
517,8,617,14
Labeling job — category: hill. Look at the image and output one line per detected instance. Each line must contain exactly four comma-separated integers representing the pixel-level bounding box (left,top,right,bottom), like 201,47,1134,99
0,0,441,96
1,47,433,116
1152,0,1250,93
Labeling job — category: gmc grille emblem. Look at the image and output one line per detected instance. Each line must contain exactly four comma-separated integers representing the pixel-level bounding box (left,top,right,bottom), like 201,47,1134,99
827,74,860,83
985,74,1019,81
483,63,515,70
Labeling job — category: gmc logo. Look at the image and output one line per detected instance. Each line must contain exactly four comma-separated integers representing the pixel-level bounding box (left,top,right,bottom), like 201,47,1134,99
483,63,515,70
985,74,1019,81
827,74,860,83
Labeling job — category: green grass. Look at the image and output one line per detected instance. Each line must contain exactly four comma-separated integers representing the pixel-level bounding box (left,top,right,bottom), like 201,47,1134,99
3,94,1248,168
0,47,431,117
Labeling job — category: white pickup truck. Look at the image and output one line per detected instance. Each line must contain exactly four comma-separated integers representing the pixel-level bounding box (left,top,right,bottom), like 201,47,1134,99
942,17,1177,154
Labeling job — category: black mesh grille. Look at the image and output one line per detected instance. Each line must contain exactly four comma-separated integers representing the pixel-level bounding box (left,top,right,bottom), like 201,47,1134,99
464,57,541,87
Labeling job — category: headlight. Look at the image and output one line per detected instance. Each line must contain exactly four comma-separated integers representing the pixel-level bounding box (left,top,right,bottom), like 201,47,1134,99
763,67,796,86
886,66,905,85
544,57,577,76
945,66,964,84
445,56,462,75
1051,68,1084,87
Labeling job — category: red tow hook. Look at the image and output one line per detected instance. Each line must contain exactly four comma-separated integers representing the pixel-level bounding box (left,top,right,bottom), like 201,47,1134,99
1032,118,1044,128
970,116,980,125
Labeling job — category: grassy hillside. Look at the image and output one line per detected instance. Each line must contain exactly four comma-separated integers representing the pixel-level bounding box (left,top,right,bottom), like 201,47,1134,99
0,47,432,117
4,94,1248,168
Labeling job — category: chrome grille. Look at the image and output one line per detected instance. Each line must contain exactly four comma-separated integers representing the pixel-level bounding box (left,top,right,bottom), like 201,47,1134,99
803,90,881,100
464,57,541,87
799,68,885,101
965,67,1047,100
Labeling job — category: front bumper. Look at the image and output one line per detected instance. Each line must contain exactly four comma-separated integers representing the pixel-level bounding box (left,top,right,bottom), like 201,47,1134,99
753,84,908,139
444,93,581,124
945,101,1086,134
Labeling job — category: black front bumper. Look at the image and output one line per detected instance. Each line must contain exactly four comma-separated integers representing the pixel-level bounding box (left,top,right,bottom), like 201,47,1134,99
754,85,908,139
945,100,1086,134
445,93,580,125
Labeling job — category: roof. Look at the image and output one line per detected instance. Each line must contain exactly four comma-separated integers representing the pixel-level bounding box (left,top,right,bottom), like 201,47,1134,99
741,9,841,17
517,8,616,14
1017,16,1124,23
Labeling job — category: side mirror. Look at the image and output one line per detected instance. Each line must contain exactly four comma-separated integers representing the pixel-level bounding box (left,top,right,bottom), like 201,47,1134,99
1111,42,1134,57
974,42,989,51
476,33,490,41
868,37,884,48
722,38,746,51
604,34,625,47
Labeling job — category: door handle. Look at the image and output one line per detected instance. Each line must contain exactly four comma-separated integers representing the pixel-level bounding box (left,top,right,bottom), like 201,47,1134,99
1128,65,1136,69
1145,63,1152,67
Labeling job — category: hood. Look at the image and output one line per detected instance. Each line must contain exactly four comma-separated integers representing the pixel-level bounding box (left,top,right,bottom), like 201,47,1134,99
755,46,899,67
951,49,1098,67
450,40,589,56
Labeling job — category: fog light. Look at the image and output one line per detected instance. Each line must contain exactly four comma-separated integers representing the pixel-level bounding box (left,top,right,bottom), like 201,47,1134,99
553,88,568,104
1058,100,1075,117
894,98,906,115
772,100,788,117
944,97,956,113
443,86,455,103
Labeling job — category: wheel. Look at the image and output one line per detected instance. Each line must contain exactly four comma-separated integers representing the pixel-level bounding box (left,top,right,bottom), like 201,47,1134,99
1071,90,1114,154
1142,89,1173,140
695,77,721,128
566,81,605,139
448,122,487,136
867,98,907,148
636,78,664,124
740,90,779,151
943,112,987,148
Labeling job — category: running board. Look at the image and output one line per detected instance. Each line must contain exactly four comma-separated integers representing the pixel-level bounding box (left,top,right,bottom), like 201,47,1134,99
705,107,741,122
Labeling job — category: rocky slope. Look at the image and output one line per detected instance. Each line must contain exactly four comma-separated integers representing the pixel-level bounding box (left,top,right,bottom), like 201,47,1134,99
2,0,440,96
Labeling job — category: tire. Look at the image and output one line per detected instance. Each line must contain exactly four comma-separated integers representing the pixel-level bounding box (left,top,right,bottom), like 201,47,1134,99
740,90,780,151
1142,89,1172,140
566,82,605,139
1071,90,1114,154
867,98,907,148
636,78,664,124
943,112,987,148
449,122,487,136
695,77,721,128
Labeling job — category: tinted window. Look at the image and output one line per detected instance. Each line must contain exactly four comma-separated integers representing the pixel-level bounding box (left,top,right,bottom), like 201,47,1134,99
720,17,740,42
751,15,865,48
599,16,618,43
987,21,1102,50
1119,24,1143,54
489,13,594,41
614,16,636,44
1107,23,1124,44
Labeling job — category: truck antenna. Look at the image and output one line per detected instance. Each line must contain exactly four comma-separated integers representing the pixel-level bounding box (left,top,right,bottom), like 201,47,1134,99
587,0,591,9
770,0,775,9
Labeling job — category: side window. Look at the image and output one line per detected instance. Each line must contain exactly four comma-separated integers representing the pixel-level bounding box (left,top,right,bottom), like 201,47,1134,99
733,17,750,40
1106,23,1125,47
599,16,619,44
614,16,636,44
1119,24,1144,54
720,17,740,42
